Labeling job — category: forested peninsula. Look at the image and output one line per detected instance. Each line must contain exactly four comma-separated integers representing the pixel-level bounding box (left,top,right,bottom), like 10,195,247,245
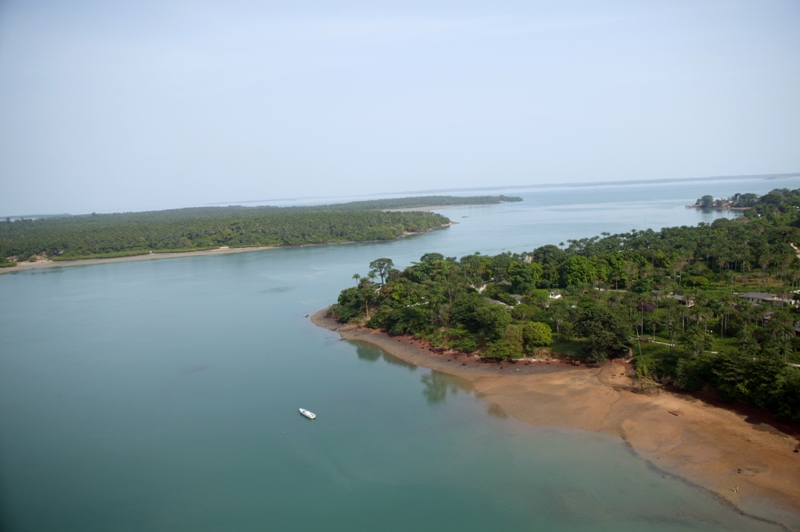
0,195,520,265
328,188,800,422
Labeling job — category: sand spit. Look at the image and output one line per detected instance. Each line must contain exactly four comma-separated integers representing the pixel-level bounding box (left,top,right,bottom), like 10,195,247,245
312,308,800,530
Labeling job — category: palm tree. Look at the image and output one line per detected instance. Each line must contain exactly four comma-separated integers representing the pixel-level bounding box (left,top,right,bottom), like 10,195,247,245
679,325,712,357
548,299,569,342
759,252,772,286
676,301,691,332
662,302,679,355
644,311,662,341
751,305,771,328
689,298,713,334
739,325,760,358
716,292,737,338
765,308,795,362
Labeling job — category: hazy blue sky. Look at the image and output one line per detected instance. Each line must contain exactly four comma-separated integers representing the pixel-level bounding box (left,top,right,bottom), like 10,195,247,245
1,0,799,214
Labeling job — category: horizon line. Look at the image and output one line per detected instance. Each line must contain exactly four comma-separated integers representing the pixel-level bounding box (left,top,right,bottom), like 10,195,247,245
205,171,800,206
5,171,799,218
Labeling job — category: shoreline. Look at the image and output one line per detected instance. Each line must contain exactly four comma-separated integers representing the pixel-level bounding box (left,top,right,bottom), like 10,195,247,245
311,308,800,530
0,246,278,274
0,223,454,276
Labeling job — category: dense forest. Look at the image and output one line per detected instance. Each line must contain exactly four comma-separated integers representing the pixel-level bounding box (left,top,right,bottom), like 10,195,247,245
329,188,800,422
0,195,519,264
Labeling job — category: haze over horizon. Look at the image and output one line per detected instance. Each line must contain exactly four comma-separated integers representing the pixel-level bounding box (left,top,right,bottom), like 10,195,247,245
2,0,799,215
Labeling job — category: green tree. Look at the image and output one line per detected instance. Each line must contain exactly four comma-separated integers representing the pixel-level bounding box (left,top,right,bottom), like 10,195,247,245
332,282,375,322
474,304,512,340
547,298,571,341
442,327,478,353
574,304,630,360
369,258,394,285
675,352,716,391
698,195,714,208
481,324,526,359
522,321,552,353
713,350,749,401
507,261,542,294
563,255,596,287
449,294,510,340
679,325,712,357
764,308,795,362
502,324,524,355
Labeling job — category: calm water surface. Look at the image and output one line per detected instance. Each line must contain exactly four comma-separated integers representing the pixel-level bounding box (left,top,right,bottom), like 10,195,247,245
2,178,798,531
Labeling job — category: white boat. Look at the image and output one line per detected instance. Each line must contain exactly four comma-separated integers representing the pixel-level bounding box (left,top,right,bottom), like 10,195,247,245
299,408,316,420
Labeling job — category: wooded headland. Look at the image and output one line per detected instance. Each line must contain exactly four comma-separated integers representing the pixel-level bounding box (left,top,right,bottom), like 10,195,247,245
327,188,800,423
0,195,520,265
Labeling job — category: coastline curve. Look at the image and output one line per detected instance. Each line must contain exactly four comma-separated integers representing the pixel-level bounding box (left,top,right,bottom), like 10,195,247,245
311,307,800,530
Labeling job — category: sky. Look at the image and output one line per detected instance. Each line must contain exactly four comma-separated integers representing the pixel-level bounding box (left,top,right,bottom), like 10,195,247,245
1,0,799,215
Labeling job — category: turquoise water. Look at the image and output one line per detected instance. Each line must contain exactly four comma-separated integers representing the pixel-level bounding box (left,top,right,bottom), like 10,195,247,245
1,177,798,531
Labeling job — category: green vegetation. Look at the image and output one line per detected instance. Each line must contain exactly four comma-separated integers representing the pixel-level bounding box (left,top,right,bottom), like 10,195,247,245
329,189,800,422
0,195,520,261
693,192,759,209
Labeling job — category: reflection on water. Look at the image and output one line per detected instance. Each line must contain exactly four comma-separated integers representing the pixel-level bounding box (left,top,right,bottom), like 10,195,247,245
355,343,381,362
24,268,65,276
486,403,508,418
353,342,474,406
696,208,745,224
259,286,293,294
353,342,417,371
421,371,472,405
382,351,418,371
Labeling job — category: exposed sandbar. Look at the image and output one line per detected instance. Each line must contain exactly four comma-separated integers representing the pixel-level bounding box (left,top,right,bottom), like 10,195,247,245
312,308,800,530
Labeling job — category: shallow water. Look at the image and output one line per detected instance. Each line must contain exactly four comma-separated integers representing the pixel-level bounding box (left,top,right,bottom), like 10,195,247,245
1,177,797,531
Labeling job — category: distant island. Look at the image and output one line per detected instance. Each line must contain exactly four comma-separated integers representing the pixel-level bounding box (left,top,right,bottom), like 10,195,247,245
688,192,759,210
0,195,521,266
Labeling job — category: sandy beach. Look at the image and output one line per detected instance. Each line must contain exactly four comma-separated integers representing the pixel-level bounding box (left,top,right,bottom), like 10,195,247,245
0,246,279,275
312,308,800,530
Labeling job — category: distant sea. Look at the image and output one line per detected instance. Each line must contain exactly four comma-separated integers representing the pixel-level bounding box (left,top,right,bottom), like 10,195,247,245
1,176,797,531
